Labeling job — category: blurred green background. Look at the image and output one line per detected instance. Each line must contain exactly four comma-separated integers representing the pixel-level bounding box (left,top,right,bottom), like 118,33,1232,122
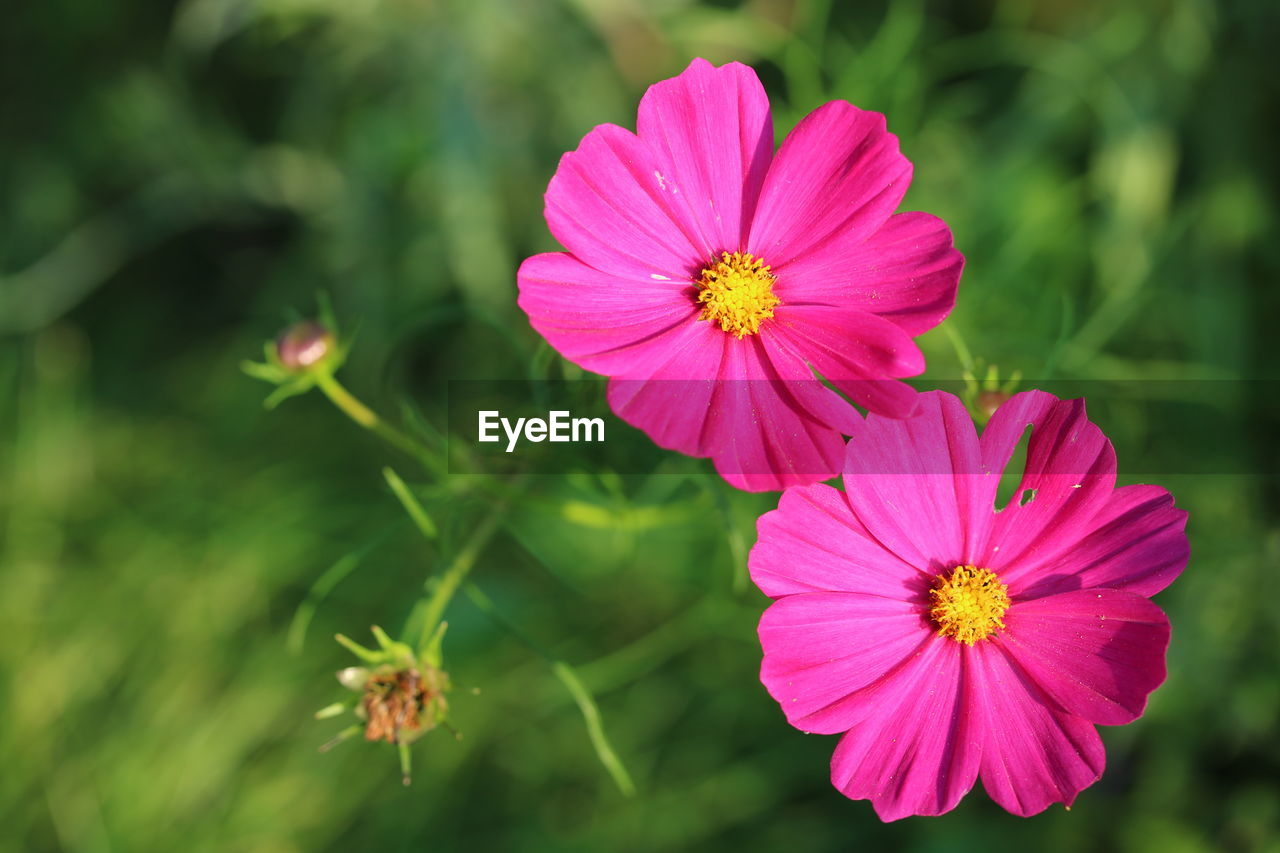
3,0,1278,850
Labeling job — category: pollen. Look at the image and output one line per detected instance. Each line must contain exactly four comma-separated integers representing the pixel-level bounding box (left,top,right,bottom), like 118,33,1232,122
695,251,781,338
929,565,1011,645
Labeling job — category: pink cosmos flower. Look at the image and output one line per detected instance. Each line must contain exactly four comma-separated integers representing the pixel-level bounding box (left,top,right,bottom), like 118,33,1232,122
750,390,1188,819
517,59,963,491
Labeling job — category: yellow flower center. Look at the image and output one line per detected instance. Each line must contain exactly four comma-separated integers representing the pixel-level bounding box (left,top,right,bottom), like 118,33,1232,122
929,565,1011,645
695,251,781,338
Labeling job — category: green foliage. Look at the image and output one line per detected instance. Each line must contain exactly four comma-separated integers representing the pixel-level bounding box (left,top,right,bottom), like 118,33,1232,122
2,0,1278,851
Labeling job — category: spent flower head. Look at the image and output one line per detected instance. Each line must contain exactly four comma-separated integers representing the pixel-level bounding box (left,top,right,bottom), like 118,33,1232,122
316,623,454,784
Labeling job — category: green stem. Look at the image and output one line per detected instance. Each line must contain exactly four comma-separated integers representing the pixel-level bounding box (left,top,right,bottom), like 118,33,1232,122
465,583,636,796
312,371,434,465
943,323,975,374
383,467,438,540
551,661,637,797
398,742,413,786
414,491,514,655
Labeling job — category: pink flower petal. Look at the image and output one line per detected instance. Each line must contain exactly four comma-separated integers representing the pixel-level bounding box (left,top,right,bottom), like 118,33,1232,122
756,333,864,438
829,637,982,820
758,592,933,735
750,482,929,598
603,321,728,456
748,101,912,269
703,337,850,491
837,392,987,570
607,333,855,490
517,251,700,375
1009,484,1189,599
544,123,705,279
969,642,1106,816
766,304,925,418
636,58,774,254
776,211,963,335
968,393,1118,587
998,589,1171,726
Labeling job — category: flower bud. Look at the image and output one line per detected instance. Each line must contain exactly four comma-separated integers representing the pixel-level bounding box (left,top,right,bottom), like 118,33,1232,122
276,320,335,371
977,389,1012,421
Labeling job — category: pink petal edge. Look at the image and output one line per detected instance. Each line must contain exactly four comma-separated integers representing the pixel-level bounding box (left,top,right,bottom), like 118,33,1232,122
636,58,774,254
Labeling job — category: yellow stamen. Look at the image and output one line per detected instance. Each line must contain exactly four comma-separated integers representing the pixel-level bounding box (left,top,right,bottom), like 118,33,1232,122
695,251,780,338
929,565,1011,645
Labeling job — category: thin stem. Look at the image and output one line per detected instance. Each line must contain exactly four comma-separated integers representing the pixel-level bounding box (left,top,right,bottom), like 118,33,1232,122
943,323,975,374
398,742,413,786
551,661,637,797
312,371,435,466
383,467,438,539
414,489,516,655
465,583,636,797
708,485,748,594
318,724,363,753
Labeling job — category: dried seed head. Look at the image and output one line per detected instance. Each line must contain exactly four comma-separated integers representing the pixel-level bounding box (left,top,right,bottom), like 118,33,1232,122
360,666,450,745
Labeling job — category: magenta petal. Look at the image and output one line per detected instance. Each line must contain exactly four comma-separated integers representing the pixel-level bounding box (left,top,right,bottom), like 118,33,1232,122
956,389,1058,554
766,305,924,419
969,643,1105,816
750,483,929,598
970,393,1118,586
757,333,864,437
834,379,921,422
701,342,777,491
703,337,849,491
637,58,774,253
998,589,1171,726
748,101,912,269
518,252,700,375
829,637,982,820
607,319,856,491
604,319,729,457
758,592,932,735
544,123,705,278
777,211,963,336
770,304,926,378
837,392,986,569
1013,484,1189,599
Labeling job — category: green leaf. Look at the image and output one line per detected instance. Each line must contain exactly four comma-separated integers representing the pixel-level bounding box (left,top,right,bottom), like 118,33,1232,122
287,537,385,655
383,466,438,539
